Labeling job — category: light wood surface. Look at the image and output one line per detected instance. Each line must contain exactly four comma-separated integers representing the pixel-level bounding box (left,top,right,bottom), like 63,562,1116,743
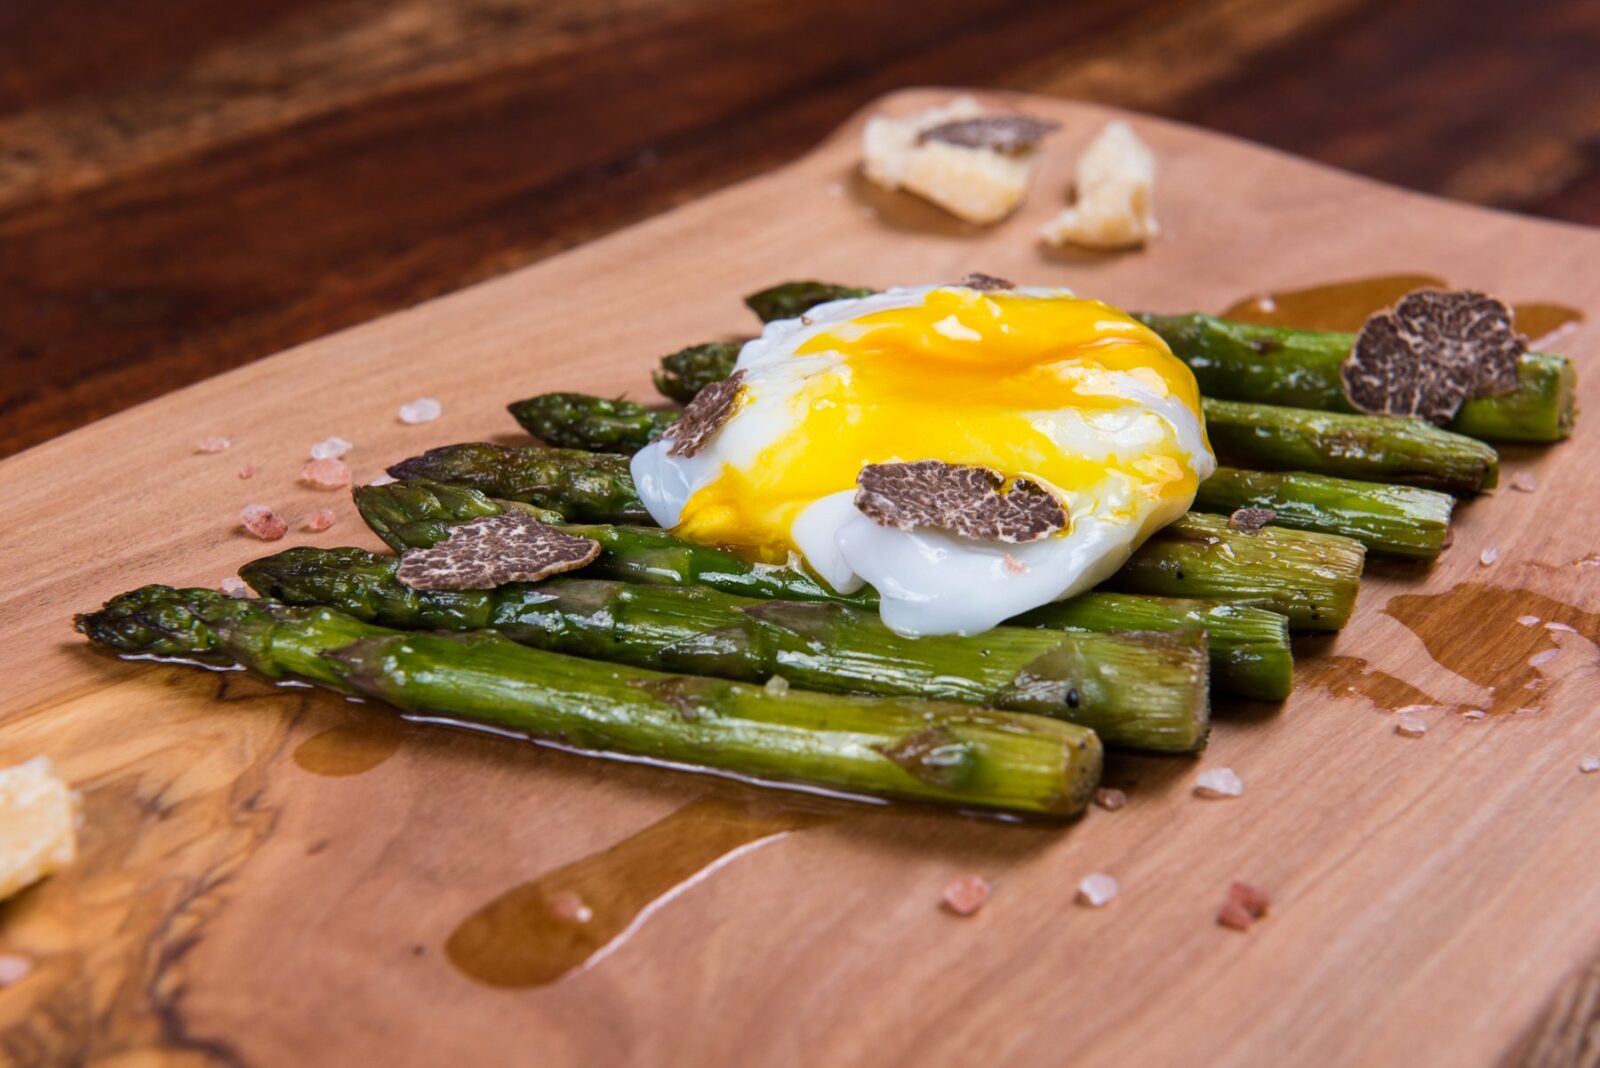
2,89,1597,1067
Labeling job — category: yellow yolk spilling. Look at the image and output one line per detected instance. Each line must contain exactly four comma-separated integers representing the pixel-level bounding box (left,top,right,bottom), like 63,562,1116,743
672,288,1207,559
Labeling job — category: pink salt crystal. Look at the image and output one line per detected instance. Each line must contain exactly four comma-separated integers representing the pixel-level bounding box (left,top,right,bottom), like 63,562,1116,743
1579,756,1600,774
1479,546,1500,567
196,436,231,454
237,462,256,480
1076,873,1119,907
1194,767,1243,799
240,504,288,541
366,472,398,487
1093,788,1127,811
1002,552,1028,576
1546,622,1577,634
219,576,249,599
303,508,337,532
0,955,32,987
309,436,353,461
1217,900,1256,931
1462,709,1488,720
1529,649,1559,668
942,874,991,916
1395,716,1428,737
547,890,594,924
398,398,442,425
1517,615,1541,627
300,458,352,490
1510,472,1538,493
1228,881,1271,917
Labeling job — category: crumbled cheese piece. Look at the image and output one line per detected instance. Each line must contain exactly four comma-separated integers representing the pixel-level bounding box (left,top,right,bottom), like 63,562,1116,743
1194,767,1243,799
1040,121,1157,250
399,397,443,425
0,758,79,901
1076,872,1119,907
1395,716,1428,737
862,97,1043,224
942,873,991,916
1579,756,1600,774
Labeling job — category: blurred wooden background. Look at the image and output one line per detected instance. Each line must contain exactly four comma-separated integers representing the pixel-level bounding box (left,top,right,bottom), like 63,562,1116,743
1,0,1596,459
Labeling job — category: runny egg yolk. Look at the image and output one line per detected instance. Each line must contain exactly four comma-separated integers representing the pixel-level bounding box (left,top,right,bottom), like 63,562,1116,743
672,287,1208,560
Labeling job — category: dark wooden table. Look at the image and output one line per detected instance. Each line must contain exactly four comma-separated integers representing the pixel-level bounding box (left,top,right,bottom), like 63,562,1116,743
2,0,1598,459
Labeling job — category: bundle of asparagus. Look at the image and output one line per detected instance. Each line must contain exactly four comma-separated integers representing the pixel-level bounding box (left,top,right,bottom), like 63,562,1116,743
76,275,1576,820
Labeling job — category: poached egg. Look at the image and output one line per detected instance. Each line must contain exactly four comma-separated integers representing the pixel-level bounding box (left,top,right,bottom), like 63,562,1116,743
631,284,1214,636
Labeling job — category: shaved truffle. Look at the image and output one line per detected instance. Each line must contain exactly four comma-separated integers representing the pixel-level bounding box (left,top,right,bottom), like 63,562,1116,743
855,460,1067,544
1342,290,1527,423
918,115,1058,155
958,272,1014,291
1227,507,1276,533
396,514,600,591
664,370,745,458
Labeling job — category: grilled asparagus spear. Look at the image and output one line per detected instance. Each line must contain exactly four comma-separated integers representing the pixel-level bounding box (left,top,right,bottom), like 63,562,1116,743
354,481,1296,701
242,548,1212,752
77,587,1102,817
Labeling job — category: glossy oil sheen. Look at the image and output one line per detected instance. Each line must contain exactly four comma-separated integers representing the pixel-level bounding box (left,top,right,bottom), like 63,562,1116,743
446,798,823,987
1221,273,1583,347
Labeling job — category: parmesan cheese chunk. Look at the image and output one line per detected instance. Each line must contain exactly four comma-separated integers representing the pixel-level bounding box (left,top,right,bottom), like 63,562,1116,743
862,96,1042,224
0,757,79,900
1040,120,1158,250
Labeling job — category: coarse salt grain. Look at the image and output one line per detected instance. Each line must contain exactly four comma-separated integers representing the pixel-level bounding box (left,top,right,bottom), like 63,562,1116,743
1479,546,1500,567
1579,756,1600,774
1002,552,1028,576
764,674,791,696
1194,767,1243,799
367,472,398,486
1076,872,1119,907
1093,788,1127,811
399,398,442,425
1529,649,1559,668
1395,716,1428,737
1462,709,1488,720
1546,622,1577,633
310,436,354,460
240,504,288,541
219,576,249,599
547,890,594,924
1517,615,1541,627
942,873,991,916
237,462,256,480
299,458,351,490
1510,472,1538,492
303,508,337,532
0,955,32,987
196,436,231,454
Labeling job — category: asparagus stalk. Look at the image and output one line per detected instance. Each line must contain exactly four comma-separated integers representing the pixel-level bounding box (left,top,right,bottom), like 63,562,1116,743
353,478,564,551
356,481,1295,698
387,443,647,522
1137,312,1576,444
77,587,1102,817
655,342,744,407
1203,398,1499,494
503,391,1453,557
242,548,1212,752
1193,467,1453,559
745,281,876,323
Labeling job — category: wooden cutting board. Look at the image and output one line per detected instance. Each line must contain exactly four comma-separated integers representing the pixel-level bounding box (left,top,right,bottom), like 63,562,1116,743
2,88,1597,1067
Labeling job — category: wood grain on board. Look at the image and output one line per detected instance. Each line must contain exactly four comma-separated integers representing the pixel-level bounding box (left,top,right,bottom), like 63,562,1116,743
1,90,1598,1067
4,0,1600,457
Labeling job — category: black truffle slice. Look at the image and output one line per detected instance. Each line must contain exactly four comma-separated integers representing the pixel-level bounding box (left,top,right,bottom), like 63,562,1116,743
918,115,1059,155
854,460,1068,544
1227,507,1277,534
663,369,746,458
1341,290,1527,423
958,272,1015,291
396,514,600,590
